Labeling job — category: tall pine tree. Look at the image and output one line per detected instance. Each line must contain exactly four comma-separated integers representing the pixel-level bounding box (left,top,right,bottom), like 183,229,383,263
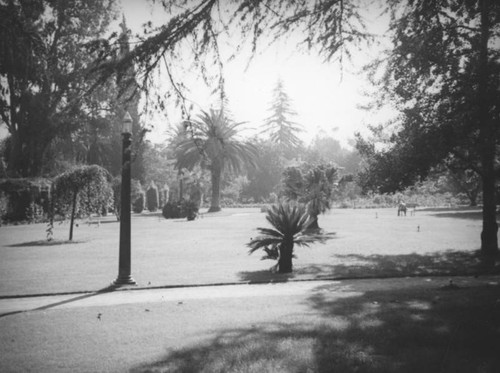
261,79,303,159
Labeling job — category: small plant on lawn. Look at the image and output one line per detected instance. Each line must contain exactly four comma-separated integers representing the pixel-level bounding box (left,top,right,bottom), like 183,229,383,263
248,201,334,273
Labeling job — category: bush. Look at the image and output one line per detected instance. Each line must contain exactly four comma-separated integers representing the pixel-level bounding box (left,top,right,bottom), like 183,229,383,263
0,178,51,222
146,182,159,212
162,201,183,219
133,193,145,213
180,199,199,221
26,202,46,224
0,191,7,226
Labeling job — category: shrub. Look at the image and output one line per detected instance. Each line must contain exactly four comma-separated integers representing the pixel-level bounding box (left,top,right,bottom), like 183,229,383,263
26,202,45,224
248,202,334,273
0,191,7,226
0,178,51,222
131,180,145,213
133,193,145,213
146,182,159,212
162,201,182,219
180,199,199,221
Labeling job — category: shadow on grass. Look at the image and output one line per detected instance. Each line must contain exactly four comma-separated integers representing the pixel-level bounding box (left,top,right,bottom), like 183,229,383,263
431,210,483,220
7,239,86,247
303,251,499,279
130,281,500,372
238,269,295,283
0,284,118,318
240,251,500,284
418,206,500,222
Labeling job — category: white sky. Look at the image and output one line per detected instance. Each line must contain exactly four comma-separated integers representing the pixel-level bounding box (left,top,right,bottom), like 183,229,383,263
119,0,396,149
0,1,396,148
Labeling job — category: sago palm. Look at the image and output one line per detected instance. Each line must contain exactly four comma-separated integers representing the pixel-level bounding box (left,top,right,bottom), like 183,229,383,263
248,202,334,273
175,109,257,212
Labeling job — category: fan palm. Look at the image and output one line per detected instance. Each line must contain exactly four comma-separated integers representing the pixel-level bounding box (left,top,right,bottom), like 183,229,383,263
302,165,337,230
248,202,334,273
282,164,337,230
175,109,257,212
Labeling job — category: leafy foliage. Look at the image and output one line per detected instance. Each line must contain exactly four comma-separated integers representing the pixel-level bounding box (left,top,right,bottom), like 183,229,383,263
242,138,285,203
356,0,500,254
133,192,145,213
146,182,159,212
0,0,117,177
50,165,113,240
175,109,257,212
91,0,368,135
281,163,338,229
162,201,183,219
180,199,199,221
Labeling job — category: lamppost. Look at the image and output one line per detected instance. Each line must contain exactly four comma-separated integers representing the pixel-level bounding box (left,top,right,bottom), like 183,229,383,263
114,111,136,285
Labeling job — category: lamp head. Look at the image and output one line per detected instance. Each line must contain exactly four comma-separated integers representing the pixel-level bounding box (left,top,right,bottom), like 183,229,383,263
122,111,133,134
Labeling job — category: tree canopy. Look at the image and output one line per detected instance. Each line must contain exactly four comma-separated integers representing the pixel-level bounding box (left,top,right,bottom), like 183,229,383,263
356,0,500,254
175,109,257,212
262,78,303,158
92,0,368,120
281,163,338,230
50,164,113,240
0,0,118,177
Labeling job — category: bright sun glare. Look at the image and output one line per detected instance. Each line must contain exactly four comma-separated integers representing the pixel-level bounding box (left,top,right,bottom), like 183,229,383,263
121,0,395,148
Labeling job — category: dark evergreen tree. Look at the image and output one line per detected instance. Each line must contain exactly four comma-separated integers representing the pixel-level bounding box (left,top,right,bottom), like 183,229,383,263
0,0,117,177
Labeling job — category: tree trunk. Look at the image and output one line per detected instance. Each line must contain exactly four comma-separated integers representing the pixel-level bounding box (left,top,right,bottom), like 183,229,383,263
307,215,320,231
278,240,294,273
69,190,78,241
478,0,498,256
6,131,25,177
467,190,478,207
208,164,222,213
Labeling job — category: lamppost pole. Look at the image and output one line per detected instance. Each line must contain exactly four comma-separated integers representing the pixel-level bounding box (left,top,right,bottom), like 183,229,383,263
114,111,136,285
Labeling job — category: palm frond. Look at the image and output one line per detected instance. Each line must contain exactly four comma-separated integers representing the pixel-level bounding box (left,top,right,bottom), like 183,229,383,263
247,236,283,253
256,227,283,239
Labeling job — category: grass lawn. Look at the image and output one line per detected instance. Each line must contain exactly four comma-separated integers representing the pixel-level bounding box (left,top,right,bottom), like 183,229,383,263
0,207,499,372
1,277,499,372
131,277,500,373
0,206,498,296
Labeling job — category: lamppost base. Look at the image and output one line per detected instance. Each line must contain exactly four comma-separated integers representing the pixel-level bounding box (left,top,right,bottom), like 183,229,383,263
113,275,137,286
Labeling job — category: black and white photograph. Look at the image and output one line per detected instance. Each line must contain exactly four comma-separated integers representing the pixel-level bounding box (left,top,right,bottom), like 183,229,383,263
0,0,499,371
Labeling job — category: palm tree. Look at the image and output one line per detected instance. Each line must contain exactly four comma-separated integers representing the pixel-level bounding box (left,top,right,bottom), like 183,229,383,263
248,202,334,273
302,164,337,230
175,109,257,212
281,164,338,230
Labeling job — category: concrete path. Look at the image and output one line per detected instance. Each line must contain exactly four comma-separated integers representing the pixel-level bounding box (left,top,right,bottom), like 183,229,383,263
0,280,347,316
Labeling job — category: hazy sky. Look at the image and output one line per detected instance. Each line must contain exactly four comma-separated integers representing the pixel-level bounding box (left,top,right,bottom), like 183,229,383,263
121,0,394,148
